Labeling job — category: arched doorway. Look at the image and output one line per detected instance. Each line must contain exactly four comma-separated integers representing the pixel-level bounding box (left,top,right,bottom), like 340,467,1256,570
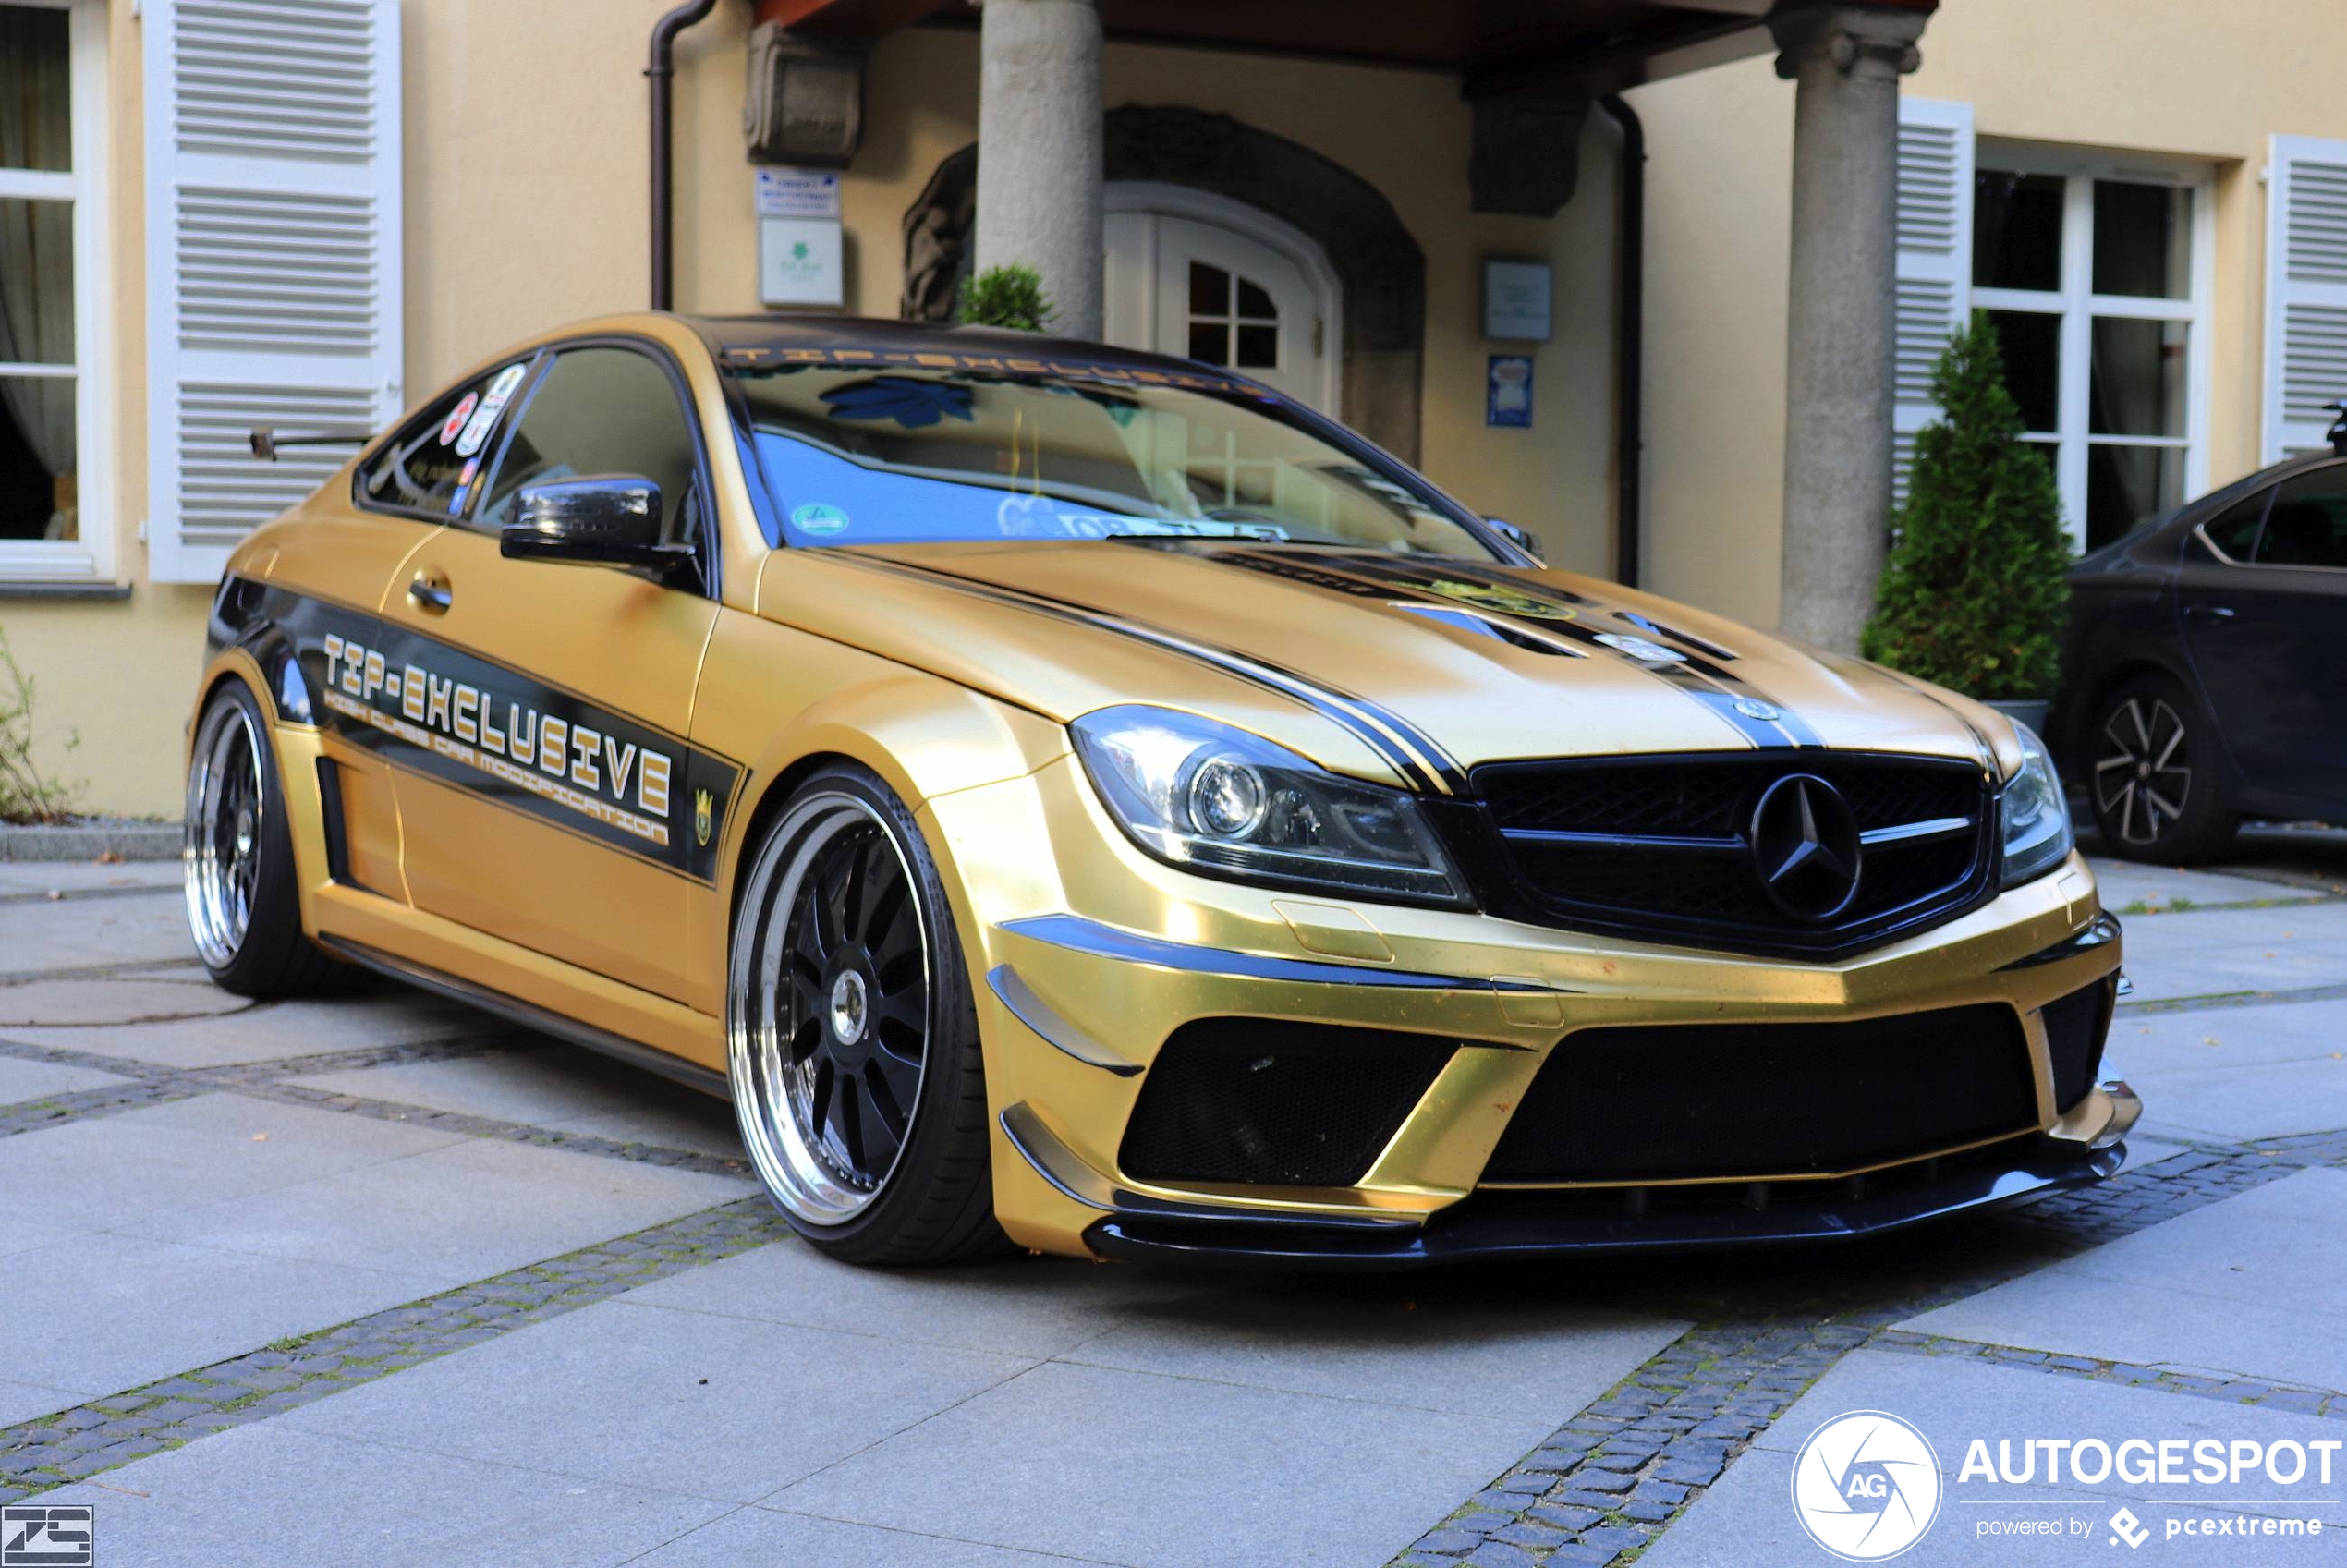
1103,185,1342,411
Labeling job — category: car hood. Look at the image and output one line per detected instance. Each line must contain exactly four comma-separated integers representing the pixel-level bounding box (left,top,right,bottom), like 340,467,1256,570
760,541,2017,786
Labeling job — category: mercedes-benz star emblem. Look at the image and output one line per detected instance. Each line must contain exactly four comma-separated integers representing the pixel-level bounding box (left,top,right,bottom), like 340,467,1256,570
1751,773,1864,921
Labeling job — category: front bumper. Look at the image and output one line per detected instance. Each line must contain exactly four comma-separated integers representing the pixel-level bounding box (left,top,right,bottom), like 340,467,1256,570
925,756,2133,1264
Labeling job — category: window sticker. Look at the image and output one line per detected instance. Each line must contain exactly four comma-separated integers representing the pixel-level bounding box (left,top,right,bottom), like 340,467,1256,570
438,392,479,445
791,502,850,536
448,456,481,516
455,362,530,458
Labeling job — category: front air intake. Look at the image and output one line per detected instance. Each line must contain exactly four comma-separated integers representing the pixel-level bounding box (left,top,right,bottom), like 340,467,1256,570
1119,1020,1456,1187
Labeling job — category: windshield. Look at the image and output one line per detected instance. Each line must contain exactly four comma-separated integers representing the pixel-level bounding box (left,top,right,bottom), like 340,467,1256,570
726,361,1499,559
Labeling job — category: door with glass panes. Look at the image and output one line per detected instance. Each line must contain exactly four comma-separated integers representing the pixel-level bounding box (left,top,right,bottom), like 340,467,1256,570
1103,201,1336,410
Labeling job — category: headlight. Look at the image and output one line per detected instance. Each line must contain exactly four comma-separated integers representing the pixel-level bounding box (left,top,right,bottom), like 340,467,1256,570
2000,720,2073,887
1070,705,1471,906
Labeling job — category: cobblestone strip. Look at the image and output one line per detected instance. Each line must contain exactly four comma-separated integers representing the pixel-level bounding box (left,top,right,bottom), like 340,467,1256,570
1390,1143,2326,1567
1867,1331,2347,1420
2121,979,2347,1015
0,957,208,984
0,1033,749,1177
0,1197,789,1508
0,883,183,907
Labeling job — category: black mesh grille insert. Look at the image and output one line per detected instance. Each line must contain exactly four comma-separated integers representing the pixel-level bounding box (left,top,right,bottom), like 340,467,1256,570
2041,978,2115,1113
1465,753,1996,958
1120,1020,1456,1187
1483,1003,2038,1183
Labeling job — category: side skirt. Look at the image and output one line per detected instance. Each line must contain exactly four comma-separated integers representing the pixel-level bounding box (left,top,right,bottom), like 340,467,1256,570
318,933,732,1101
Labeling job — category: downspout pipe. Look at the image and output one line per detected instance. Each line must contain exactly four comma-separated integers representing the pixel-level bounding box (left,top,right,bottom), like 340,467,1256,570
1599,93,1645,590
649,0,721,311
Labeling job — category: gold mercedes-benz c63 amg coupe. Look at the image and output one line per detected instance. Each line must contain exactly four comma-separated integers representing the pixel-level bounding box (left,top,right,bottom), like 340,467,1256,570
185,313,2136,1267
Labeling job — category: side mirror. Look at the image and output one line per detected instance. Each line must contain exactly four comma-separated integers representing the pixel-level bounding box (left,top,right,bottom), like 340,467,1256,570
1485,517,1545,565
504,475,693,568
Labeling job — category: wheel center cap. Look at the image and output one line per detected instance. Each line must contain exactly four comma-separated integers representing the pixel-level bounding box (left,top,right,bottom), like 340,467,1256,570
2136,760,2151,782
828,969,869,1046
234,808,255,857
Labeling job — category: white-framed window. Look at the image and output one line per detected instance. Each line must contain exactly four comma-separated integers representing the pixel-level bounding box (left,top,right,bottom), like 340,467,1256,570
0,0,111,583
1971,142,2213,551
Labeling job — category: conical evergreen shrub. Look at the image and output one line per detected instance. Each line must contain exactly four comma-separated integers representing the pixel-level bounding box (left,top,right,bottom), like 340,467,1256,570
1861,313,2070,700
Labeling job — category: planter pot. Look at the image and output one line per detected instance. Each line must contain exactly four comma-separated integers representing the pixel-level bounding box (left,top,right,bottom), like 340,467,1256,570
1984,698,2050,737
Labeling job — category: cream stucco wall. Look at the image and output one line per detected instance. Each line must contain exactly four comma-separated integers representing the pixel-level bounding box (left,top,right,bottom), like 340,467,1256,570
1636,0,2347,633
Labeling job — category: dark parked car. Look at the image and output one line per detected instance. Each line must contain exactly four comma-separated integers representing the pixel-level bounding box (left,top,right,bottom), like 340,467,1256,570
2053,410,2347,863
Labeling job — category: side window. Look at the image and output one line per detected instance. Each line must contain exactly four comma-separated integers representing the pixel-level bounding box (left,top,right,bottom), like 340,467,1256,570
2198,489,2270,563
356,359,533,518
2254,465,2347,569
477,346,701,544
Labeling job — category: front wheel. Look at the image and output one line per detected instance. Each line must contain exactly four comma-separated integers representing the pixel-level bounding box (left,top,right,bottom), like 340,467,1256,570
725,764,1005,1265
2086,674,2237,864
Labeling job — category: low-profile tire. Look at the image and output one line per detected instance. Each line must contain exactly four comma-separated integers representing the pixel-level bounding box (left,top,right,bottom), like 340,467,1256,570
726,763,1008,1265
2086,672,2238,864
184,681,350,997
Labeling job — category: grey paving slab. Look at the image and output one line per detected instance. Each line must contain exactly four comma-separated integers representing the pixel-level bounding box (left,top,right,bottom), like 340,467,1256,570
2107,998,2347,1074
0,1376,90,1426
287,1046,743,1158
1064,1286,1691,1424
0,862,181,896
0,1091,468,1230
0,1212,77,1258
39,1422,730,1568
1,990,488,1069
2089,857,2329,912
2123,1056,2347,1142
0,977,247,1028
0,895,196,975
769,1358,1557,1568
638,1508,1124,1568
1901,1172,2347,1389
128,1134,753,1286
0,1230,433,1403
622,1237,1192,1359
285,1296,1031,1504
0,1055,132,1104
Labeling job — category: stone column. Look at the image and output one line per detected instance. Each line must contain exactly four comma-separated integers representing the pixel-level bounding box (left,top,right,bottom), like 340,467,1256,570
1769,3,1928,653
975,0,1104,339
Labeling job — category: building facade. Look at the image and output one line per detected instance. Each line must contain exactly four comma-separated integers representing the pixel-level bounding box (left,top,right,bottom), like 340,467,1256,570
2,0,2342,815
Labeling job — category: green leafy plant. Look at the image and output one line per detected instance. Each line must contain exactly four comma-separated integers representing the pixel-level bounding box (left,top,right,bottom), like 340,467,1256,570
1862,313,2071,701
0,625,82,823
956,263,1055,333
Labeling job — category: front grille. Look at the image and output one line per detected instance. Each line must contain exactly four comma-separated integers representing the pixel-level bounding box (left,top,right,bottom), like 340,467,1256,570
1465,753,1997,957
1482,1003,2038,1184
1120,1019,1455,1187
2041,978,2116,1112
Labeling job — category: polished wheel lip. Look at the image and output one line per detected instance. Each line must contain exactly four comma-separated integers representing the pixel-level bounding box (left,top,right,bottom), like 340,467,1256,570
184,699,264,971
2092,696,2192,847
727,789,932,1228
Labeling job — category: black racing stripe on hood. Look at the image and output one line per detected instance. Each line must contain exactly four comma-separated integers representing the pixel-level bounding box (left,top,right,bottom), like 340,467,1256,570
826,551,1469,795
1201,549,1826,751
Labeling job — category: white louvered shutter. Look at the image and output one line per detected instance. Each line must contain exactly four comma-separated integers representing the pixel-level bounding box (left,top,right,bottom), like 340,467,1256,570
2263,136,2347,465
144,0,403,583
1891,97,1974,502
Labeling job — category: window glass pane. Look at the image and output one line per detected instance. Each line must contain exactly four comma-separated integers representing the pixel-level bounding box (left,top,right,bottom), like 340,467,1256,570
1973,170,2064,291
359,360,530,518
1186,321,1227,365
1187,261,1227,318
480,347,699,541
2255,465,2347,568
0,6,71,174
1234,324,1278,370
1985,310,2061,432
2093,181,2189,299
1235,278,1275,321
0,374,73,540
2089,317,2186,437
2086,444,2183,548
2199,489,2270,562
0,198,75,363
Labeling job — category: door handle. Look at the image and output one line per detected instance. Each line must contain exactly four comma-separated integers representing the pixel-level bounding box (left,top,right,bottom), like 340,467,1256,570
407,570,452,614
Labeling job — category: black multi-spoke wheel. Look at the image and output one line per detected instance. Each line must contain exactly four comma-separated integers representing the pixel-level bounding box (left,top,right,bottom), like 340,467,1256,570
727,765,1004,1263
184,682,347,996
2087,674,2236,864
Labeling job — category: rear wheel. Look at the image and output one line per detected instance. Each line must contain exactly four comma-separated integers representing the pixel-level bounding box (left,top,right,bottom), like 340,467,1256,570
726,764,1005,1265
2087,674,2237,864
184,682,349,996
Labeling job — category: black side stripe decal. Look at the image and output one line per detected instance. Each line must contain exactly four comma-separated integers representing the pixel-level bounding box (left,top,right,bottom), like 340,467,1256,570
1210,551,1827,752
830,553,1469,795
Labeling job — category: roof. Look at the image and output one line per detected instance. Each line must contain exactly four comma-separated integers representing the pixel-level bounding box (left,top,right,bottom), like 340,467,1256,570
685,313,1277,397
